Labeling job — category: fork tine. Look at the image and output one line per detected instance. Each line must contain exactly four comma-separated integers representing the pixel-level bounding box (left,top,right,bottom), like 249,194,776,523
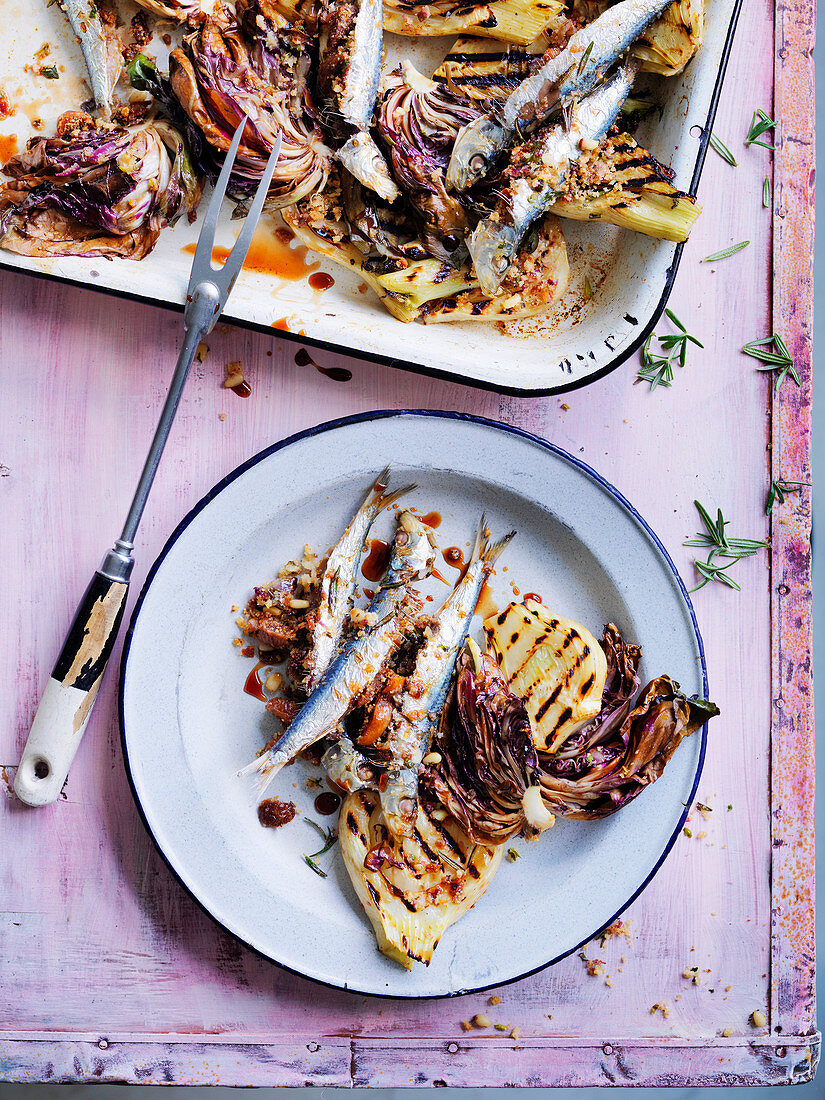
188,114,250,295
215,133,283,298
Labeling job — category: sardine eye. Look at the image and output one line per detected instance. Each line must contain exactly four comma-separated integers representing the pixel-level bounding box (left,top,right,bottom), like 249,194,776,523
493,256,509,273
443,233,461,252
469,154,486,171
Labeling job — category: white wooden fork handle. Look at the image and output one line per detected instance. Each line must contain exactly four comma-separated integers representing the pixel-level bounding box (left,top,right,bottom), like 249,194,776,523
15,570,128,805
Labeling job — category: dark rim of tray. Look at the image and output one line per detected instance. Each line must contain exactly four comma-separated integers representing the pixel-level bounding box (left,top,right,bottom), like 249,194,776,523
119,409,710,999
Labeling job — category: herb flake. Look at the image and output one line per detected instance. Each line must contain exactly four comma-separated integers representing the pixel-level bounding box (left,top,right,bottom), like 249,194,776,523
763,176,772,208
303,819,338,877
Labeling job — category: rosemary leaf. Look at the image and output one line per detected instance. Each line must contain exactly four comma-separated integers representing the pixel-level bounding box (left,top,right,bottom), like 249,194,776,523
766,478,810,516
709,132,737,166
703,241,750,262
636,311,702,391
763,177,771,208
742,335,800,391
305,818,338,857
303,855,328,878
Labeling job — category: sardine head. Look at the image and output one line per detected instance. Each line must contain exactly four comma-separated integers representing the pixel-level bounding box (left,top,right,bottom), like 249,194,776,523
396,510,437,582
446,117,505,192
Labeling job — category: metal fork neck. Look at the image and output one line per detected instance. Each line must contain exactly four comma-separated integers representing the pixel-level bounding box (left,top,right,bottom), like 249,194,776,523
113,280,222,553
185,280,222,335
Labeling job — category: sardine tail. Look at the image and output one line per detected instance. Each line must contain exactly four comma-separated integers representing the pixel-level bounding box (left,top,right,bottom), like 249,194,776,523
378,482,417,512
372,465,392,494
470,513,488,563
484,529,517,567
238,749,282,796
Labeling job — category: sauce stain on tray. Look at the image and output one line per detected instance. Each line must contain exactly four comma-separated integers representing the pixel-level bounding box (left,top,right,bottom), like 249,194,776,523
475,580,498,620
294,347,352,383
0,133,17,162
314,791,341,816
443,546,470,582
183,225,319,280
308,272,334,292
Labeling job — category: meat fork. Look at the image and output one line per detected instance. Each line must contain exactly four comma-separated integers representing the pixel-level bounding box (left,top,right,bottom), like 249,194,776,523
15,120,283,807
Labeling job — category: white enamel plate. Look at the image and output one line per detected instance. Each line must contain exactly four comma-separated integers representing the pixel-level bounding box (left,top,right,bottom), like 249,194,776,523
120,412,708,997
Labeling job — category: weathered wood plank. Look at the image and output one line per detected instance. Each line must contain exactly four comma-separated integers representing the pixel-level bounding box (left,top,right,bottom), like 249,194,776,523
0,1035,817,1087
770,0,816,1040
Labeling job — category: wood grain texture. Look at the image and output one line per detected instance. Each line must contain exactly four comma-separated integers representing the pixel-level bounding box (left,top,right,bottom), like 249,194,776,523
0,0,815,1086
770,0,816,1040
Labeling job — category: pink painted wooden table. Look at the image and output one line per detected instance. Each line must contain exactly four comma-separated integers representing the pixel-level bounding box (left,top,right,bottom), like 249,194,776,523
0,0,815,1087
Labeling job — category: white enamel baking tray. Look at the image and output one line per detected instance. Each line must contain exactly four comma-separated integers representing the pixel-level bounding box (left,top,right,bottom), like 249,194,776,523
0,1,741,394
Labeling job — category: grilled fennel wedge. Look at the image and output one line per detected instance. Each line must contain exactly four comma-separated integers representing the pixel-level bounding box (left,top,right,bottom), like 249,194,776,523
383,0,565,46
286,195,569,322
340,789,502,967
547,130,701,242
572,1,704,75
485,599,607,753
623,0,704,76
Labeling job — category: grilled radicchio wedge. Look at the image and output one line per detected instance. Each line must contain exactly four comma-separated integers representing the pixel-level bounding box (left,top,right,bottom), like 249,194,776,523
539,669,720,820
163,9,331,210
0,111,201,259
424,645,555,845
377,63,480,262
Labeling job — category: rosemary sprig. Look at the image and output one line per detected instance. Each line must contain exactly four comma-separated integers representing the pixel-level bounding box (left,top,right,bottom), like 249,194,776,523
746,108,777,150
703,241,749,263
303,819,338,877
709,132,737,166
685,501,768,592
766,478,810,517
741,334,801,391
763,176,772,208
636,309,703,391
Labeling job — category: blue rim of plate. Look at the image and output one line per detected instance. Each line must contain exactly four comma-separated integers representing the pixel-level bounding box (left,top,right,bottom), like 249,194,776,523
119,410,710,998
1,1,742,399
